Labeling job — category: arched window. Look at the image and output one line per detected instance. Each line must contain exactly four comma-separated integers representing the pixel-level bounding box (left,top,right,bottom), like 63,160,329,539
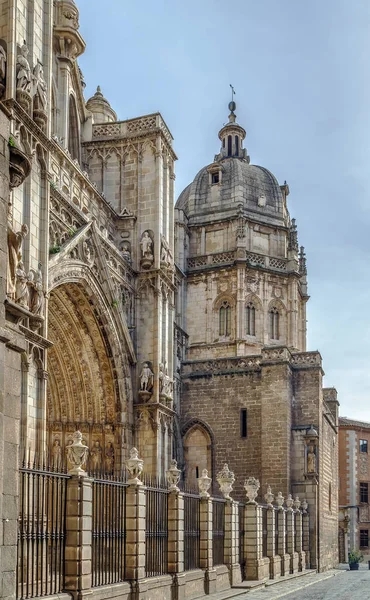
246,302,256,336
235,135,239,156
68,95,80,161
269,307,280,340
184,425,212,489
219,301,231,337
227,135,232,157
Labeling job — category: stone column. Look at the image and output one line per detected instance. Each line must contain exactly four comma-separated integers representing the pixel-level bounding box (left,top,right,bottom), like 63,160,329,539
64,475,93,599
224,500,242,585
286,507,298,574
295,510,305,571
168,489,186,598
267,508,281,579
200,497,216,594
277,508,290,576
244,503,263,580
125,482,146,581
302,510,310,568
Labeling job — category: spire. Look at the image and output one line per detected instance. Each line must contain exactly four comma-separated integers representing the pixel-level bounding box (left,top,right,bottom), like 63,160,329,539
215,93,249,163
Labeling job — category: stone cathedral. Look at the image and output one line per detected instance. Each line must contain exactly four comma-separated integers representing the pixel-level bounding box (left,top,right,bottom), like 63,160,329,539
0,0,339,586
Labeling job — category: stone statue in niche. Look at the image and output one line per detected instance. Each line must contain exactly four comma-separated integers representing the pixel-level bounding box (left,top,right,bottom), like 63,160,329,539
307,445,317,473
105,442,115,472
121,243,131,263
140,231,154,269
160,235,173,268
15,259,30,308
32,62,47,110
16,43,32,93
52,438,62,471
163,368,173,398
158,363,165,394
7,223,28,299
90,440,103,471
140,362,154,392
0,45,6,98
30,263,45,316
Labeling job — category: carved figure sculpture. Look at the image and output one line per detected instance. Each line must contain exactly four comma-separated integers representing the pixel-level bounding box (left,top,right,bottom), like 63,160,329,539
16,44,32,93
163,368,173,398
140,231,154,268
15,260,29,307
52,439,62,471
30,264,44,315
7,223,28,299
90,440,102,471
33,62,47,110
307,445,316,473
140,362,153,392
160,235,173,267
0,45,6,81
121,243,131,263
105,442,115,472
158,362,165,394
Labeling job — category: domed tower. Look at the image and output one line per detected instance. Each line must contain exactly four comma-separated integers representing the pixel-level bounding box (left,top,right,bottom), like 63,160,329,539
86,86,117,124
175,100,308,363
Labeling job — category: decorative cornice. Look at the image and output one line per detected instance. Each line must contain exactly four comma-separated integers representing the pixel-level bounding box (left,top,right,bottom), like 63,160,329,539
19,325,54,349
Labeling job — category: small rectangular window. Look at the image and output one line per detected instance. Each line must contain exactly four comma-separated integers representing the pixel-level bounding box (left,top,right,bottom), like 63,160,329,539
360,439,368,453
360,530,369,547
360,482,368,503
240,409,247,438
212,172,219,184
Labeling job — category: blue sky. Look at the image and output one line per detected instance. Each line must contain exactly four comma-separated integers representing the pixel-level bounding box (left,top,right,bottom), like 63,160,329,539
78,0,370,421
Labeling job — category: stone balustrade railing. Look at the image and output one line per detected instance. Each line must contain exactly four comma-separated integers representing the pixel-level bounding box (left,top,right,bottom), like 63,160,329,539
92,113,173,145
186,250,289,272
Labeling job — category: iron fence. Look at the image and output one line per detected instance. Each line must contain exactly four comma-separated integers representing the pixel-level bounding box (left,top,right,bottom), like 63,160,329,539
17,462,69,599
91,474,128,587
262,506,268,557
275,508,279,555
145,480,169,577
183,492,200,570
238,503,245,579
212,498,225,566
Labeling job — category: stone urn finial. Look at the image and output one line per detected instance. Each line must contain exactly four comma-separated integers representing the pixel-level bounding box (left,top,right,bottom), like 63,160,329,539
216,463,235,500
198,469,212,498
166,459,181,492
286,493,294,511
264,485,274,507
67,430,88,476
294,496,301,511
276,491,284,510
244,476,260,504
301,499,308,514
125,447,144,485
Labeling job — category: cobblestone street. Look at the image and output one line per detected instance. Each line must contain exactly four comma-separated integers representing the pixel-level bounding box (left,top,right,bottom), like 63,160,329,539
230,568,370,600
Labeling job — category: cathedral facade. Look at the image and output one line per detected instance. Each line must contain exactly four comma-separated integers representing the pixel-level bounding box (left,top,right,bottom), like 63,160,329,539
0,0,338,594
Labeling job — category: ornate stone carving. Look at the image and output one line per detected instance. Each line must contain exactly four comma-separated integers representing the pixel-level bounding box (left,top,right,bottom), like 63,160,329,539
51,438,62,471
264,485,274,507
160,235,173,270
307,444,317,474
139,362,153,393
301,499,308,514
276,491,284,509
67,431,89,476
140,230,154,269
105,442,115,472
0,44,6,98
125,447,143,485
7,223,28,299
285,494,294,511
15,259,29,307
244,476,260,504
293,496,301,511
198,468,212,498
90,440,103,471
288,218,299,252
9,145,32,189
32,62,48,131
166,459,181,492
16,43,32,112
216,463,235,500
257,194,266,207
246,273,259,294
29,263,45,316
121,242,131,263
299,246,307,276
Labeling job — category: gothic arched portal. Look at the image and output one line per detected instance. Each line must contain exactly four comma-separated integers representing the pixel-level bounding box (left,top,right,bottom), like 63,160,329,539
183,424,212,490
47,282,131,471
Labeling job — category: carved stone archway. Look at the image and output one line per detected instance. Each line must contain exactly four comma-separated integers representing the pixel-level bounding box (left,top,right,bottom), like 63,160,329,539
47,281,133,471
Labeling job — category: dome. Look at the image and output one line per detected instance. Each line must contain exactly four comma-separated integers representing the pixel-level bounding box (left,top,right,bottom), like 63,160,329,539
176,159,285,225
86,86,117,124
176,103,287,226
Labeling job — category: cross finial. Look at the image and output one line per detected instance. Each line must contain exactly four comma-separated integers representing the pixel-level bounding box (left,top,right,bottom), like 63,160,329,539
230,84,236,102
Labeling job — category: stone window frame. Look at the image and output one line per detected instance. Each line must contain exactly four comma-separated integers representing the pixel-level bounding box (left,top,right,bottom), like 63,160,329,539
360,439,368,453
246,302,256,337
267,299,286,344
214,294,235,341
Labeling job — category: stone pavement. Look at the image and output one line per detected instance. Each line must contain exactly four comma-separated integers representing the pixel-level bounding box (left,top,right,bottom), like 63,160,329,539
203,566,370,600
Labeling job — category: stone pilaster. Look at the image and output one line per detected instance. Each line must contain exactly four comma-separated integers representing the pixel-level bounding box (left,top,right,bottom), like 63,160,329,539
286,508,298,574
303,511,310,568
244,503,269,581
277,509,290,576
125,482,146,581
267,508,281,579
64,475,93,600
224,500,242,585
200,498,216,594
168,489,186,599
295,510,305,571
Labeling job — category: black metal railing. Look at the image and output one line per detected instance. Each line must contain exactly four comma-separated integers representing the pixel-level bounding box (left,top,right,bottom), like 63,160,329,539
238,503,245,579
145,480,169,577
183,492,200,570
212,498,225,566
91,474,128,587
275,508,279,555
262,506,268,557
17,462,69,599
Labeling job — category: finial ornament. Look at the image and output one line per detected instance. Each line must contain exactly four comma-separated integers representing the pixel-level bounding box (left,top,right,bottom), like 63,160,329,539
125,447,144,485
67,431,88,476
216,463,235,500
198,469,212,498
166,459,181,492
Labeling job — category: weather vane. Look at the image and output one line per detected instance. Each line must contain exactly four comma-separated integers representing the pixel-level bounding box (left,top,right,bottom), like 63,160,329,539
230,84,236,102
